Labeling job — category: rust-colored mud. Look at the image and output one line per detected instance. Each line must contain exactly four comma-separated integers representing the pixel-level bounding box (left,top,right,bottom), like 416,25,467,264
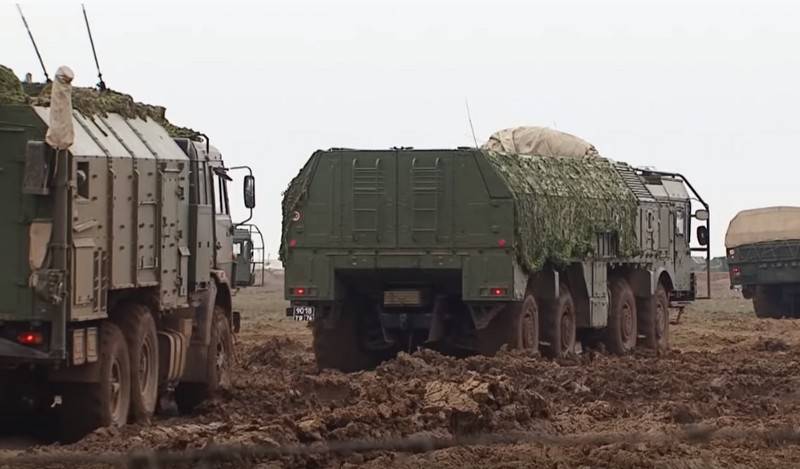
8,273,800,468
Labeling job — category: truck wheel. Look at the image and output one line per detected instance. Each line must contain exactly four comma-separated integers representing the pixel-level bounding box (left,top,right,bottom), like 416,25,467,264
59,322,131,442
753,286,783,318
114,304,159,421
542,284,576,358
476,293,539,354
175,306,233,414
313,305,376,372
604,277,637,355
638,283,670,351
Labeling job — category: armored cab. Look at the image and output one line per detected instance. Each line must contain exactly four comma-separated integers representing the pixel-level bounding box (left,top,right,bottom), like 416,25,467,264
0,66,257,440
726,206,800,318
282,136,709,371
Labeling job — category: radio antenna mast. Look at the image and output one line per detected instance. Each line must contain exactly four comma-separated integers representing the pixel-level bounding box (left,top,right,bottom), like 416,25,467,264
81,4,106,90
465,98,479,149
16,4,50,83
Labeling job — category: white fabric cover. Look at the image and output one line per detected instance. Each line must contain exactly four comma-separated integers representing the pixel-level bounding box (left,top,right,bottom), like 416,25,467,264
482,126,599,157
725,206,800,248
45,66,75,150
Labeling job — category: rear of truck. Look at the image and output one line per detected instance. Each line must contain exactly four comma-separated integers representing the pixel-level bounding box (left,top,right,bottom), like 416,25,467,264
726,207,800,318
282,149,523,367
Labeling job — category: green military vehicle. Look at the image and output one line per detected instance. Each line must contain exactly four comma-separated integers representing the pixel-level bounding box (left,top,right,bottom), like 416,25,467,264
0,65,257,440
726,206,800,318
281,129,710,371
233,224,266,287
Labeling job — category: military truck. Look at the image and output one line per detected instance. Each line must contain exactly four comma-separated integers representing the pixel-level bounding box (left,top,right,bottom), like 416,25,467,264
726,207,800,318
0,65,257,440
281,133,710,371
233,224,266,287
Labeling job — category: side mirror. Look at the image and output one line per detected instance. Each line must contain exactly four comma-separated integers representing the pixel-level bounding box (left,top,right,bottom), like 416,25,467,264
243,175,256,209
697,225,709,246
694,209,709,221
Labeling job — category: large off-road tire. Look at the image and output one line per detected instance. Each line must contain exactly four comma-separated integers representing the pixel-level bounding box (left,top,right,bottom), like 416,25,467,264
114,304,159,421
59,322,131,442
753,286,783,318
604,277,637,355
313,305,376,372
476,293,539,355
638,283,670,352
542,284,576,358
175,306,233,414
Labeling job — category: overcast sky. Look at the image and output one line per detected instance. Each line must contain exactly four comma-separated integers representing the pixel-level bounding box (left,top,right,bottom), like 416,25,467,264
2,0,798,260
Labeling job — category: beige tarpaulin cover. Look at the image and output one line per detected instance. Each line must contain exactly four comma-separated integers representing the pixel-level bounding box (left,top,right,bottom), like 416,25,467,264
725,206,800,248
45,66,75,150
482,126,599,157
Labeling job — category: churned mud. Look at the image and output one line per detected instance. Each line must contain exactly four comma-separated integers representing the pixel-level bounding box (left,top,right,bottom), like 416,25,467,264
5,272,800,468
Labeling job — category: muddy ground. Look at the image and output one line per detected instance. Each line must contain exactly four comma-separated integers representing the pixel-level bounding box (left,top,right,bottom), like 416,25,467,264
5,272,800,468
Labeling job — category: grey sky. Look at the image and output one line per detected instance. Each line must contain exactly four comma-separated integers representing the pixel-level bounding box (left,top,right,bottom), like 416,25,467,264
3,0,798,260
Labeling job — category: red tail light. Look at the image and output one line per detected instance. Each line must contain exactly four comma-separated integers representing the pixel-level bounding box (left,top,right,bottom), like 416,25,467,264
498,239,507,248
289,239,297,248
292,287,306,296
17,331,43,346
731,266,741,277
490,288,506,297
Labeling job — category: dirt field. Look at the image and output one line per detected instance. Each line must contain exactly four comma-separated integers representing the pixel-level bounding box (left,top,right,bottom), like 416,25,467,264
5,271,800,468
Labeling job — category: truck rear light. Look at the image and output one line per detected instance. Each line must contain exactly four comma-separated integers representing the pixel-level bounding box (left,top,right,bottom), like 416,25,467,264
490,288,506,297
17,331,43,346
731,266,741,277
289,239,297,248
291,287,307,296
498,239,507,248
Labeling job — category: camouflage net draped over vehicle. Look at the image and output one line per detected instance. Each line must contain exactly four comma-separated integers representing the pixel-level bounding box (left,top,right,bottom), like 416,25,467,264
0,65,28,105
483,150,639,271
0,65,200,139
279,151,322,261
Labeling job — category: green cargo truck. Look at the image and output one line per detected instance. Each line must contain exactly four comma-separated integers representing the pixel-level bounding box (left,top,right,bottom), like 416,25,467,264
726,206,800,318
0,66,257,440
281,145,710,371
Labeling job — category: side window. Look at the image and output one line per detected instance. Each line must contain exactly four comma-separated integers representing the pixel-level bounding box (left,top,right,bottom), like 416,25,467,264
211,167,230,215
675,208,685,236
196,163,207,205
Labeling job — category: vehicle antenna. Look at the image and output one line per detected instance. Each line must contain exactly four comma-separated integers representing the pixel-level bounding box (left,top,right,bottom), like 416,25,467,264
16,4,50,83
81,4,106,91
465,98,479,149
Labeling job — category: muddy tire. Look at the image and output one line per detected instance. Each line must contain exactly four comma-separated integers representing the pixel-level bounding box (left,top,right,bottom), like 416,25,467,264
476,293,539,355
638,283,670,352
604,277,637,355
59,322,131,442
753,286,783,318
114,304,159,421
313,305,376,372
175,306,233,414
542,284,576,358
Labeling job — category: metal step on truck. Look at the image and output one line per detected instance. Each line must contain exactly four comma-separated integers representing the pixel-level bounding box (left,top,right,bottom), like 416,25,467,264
0,65,258,441
281,127,710,371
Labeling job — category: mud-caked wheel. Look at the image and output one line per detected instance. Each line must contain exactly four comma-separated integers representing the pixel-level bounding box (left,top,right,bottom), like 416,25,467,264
638,283,670,352
113,304,159,421
59,322,131,442
313,304,377,372
753,286,783,319
476,292,539,355
542,284,576,358
604,277,637,355
175,306,233,414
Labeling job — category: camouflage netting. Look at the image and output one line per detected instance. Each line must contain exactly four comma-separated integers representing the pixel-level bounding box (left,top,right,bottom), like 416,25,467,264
0,65,28,105
0,64,201,140
483,150,639,271
279,152,321,261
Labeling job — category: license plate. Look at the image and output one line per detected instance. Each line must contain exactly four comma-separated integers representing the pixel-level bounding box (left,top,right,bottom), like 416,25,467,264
292,306,315,321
